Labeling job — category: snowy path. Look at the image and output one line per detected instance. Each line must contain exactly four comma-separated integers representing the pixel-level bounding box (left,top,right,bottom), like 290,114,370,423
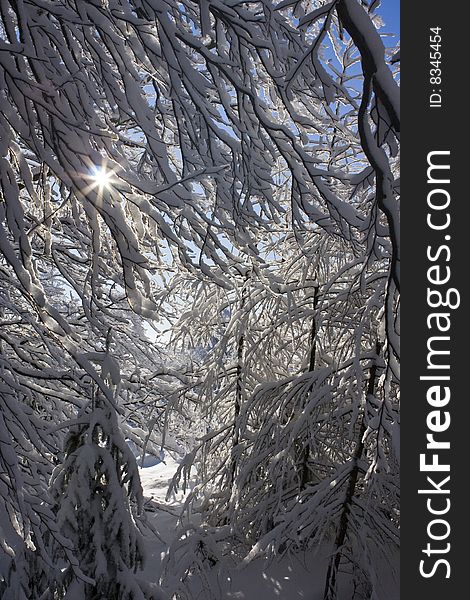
139,456,316,598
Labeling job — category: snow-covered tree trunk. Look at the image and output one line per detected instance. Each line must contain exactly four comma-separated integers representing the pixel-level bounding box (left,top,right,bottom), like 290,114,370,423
297,281,320,490
323,340,383,600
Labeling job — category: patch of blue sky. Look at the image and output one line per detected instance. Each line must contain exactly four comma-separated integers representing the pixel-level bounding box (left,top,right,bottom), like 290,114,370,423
215,104,237,139
143,83,157,109
376,0,400,46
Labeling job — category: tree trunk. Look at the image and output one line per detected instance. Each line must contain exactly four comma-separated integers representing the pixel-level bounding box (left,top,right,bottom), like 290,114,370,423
323,340,382,600
298,283,320,490
228,274,249,503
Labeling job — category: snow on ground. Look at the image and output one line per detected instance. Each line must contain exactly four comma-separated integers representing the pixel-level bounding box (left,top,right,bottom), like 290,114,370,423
139,453,189,577
140,454,399,600
138,456,399,600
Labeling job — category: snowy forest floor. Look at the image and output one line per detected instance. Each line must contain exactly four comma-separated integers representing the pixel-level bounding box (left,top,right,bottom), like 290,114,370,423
138,456,399,600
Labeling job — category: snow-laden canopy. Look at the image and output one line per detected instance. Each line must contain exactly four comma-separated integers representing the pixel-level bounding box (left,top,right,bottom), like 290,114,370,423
0,1,399,598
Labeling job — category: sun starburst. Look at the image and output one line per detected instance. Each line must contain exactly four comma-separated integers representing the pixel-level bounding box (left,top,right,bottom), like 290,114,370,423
91,165,113,190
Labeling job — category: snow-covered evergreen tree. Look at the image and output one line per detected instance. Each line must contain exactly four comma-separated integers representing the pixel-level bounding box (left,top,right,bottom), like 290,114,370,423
49,391,149,600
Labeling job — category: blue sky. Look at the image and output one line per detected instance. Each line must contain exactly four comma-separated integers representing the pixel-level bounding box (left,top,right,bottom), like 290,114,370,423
377,0,400,45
